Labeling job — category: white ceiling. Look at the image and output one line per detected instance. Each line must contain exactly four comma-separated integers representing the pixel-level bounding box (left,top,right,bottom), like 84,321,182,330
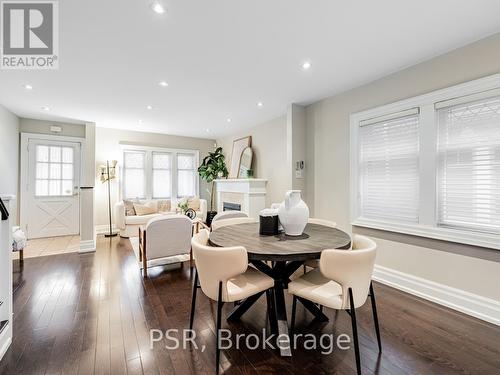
1,0,500,139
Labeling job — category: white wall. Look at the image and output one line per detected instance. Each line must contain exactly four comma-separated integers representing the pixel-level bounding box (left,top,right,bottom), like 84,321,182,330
95,127,215,226
306,32,500,301
217,116,289,207
0,105,20,223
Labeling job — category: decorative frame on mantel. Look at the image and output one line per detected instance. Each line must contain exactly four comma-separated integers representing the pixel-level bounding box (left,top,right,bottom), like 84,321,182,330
229,136,251,178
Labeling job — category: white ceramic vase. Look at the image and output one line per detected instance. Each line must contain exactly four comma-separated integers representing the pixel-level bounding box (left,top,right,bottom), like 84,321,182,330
278,190,309,236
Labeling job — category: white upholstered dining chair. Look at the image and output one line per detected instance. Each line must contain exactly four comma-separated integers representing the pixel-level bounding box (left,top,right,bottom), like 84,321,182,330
303,218,338,272
189,229,274,374
138,215,192,277
288,235,381,375
211,211,248,225
211,216,255,231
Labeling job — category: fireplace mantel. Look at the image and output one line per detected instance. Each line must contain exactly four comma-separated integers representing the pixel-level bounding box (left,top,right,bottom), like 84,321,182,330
215,179,267,219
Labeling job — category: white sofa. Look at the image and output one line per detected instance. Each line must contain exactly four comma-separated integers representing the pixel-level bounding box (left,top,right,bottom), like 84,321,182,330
115,198,207,238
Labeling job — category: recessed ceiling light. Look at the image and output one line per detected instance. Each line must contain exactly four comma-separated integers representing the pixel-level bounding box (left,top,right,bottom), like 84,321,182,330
41,106,50,111
23,84,33,90
206,128,210,133
146,105,153,110
151,2,165,14
257,102,263,107
159,81,168,87
302,61,312,70
226,118,232,123
139,119,143,124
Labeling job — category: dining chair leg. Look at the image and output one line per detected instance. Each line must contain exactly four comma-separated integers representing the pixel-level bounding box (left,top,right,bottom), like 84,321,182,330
189,269,199,330
290,296,297,335
348,288,361,375
369,282,382,352
216,281,224,375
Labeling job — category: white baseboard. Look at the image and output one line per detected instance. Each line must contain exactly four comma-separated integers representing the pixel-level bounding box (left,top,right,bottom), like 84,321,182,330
95,224,117,235
373,265,500,326
79,239,96,253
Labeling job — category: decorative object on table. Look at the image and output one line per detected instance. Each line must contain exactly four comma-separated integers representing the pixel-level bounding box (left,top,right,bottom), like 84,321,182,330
229,136,251,178
185,208,196,220
259,208,279,236
278,190,309,236
99,160,119,237
198,146,229,226
178,200,189,214
238,146,254,178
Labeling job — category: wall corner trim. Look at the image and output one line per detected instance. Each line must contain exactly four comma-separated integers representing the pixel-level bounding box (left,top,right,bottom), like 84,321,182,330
79,239,96,253
373,264,500,326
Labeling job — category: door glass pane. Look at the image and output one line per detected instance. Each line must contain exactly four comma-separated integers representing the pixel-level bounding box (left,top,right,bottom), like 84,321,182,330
49,180,61,195
62,180,73,196
35,144,76,197
62,164,73,179
36,145,49,162
36,162,49,179
62,147,73,163
50,146,61,162
49,163,61,179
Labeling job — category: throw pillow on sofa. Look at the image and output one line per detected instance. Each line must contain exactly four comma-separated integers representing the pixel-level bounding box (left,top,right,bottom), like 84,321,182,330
134,201,158,216
188,197,200,211
123,200,137,216
157,199,171,213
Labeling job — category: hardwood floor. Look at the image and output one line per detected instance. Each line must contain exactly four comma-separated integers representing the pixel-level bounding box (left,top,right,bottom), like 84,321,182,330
1,235,500,375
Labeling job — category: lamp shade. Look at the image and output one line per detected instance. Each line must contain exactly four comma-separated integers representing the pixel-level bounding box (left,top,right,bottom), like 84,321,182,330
99,160,118,183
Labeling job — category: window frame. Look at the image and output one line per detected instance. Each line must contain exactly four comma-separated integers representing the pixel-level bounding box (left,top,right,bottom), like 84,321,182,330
350,73,500,250
120,145,199,201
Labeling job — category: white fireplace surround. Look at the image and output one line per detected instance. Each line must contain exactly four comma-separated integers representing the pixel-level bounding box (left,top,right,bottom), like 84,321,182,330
215,179,267,219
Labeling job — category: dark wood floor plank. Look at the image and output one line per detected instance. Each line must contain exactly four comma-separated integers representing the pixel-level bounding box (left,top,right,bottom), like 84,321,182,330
2,236,500,375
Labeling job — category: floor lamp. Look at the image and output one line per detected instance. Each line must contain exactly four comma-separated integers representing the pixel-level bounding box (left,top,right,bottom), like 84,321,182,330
100,160,119,237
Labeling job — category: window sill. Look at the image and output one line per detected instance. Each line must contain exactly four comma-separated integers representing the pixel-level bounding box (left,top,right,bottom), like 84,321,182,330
352,218,500,251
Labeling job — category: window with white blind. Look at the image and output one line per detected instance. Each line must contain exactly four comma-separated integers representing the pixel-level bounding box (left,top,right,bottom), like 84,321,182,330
121,147,199,201
123,151,146,199
152,152,171,199
351,74,500,250
359,110,420,223
437,96,500,234
177,153,196,198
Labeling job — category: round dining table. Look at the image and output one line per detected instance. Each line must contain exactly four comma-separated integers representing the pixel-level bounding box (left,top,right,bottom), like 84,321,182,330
209,222,351,356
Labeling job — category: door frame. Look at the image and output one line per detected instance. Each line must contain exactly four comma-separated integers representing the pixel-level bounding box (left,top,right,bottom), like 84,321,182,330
20,133,87,238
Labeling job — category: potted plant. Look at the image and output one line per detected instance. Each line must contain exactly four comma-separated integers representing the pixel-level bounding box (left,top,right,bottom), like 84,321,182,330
197,147,229,226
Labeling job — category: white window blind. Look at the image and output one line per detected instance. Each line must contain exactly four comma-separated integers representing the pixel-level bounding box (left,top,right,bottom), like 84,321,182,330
123,151,146,199
177,153,196,198
359,112,420,223
152,152,171,198
437,96,500,233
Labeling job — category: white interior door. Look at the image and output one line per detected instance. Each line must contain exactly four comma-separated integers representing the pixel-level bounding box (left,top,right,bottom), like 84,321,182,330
25,139,81,239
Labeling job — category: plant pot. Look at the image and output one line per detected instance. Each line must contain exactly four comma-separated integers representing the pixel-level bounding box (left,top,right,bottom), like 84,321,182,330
206,211,218,227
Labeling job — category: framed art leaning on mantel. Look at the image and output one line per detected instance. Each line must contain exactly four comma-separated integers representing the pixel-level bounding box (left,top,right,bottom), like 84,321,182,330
229,136,252,178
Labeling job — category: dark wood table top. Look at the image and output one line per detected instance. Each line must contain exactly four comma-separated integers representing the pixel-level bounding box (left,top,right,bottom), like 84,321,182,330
209,222,351,261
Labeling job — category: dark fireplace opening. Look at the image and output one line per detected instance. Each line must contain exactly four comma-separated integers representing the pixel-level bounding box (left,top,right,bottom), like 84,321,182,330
223,202,241,211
